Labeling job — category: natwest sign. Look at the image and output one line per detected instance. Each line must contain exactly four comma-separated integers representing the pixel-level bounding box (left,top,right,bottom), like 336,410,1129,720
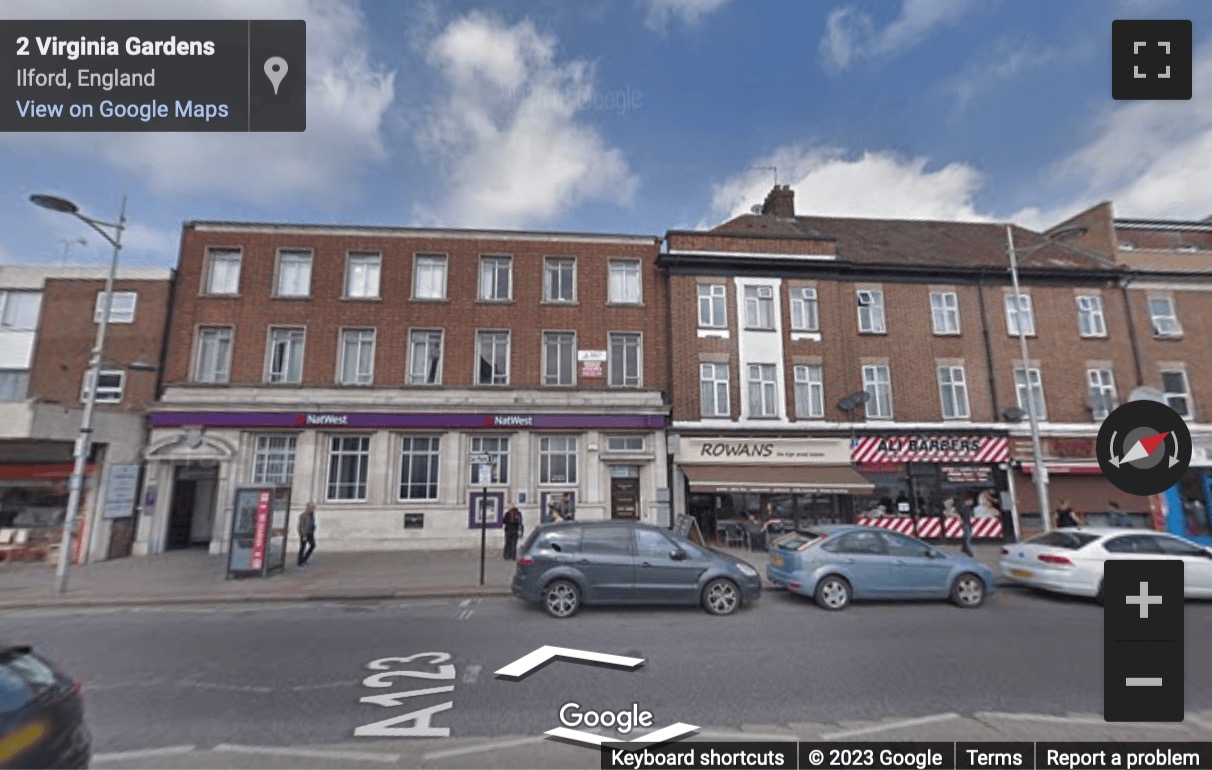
298,413,349,426
677,437,849,465
852,434,1008,464
491,415,533,427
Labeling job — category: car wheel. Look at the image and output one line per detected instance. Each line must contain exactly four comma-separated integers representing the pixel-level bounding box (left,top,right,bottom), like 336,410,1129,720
815,575,851,610
543,579,581,618
950,572,986,608
702,578,741,616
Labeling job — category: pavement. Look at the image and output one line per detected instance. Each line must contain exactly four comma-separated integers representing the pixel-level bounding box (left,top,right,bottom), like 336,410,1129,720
0,541,1009,609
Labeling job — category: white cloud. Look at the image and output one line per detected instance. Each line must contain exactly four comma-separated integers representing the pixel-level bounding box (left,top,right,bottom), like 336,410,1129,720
641,0,729,32
946,38,1061,109
706,145,990,226
0,0,394,206
1012,45,1212,227
415,12,638,229
820,0,973,72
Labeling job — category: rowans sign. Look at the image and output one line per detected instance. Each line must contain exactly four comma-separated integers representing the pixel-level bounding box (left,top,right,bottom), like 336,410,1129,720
851,435,1009,464
676,437,850,465
148,412,667,430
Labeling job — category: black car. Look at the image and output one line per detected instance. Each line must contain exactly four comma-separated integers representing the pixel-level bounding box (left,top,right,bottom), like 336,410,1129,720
512,520,762,617
0,643,91,769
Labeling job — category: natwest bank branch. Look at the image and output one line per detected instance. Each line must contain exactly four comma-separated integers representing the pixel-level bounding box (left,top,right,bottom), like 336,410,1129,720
851,433,1011,541
672,436,873,539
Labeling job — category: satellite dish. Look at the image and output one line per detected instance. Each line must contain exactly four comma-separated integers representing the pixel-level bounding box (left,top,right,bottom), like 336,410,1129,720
1129,386,1168,404
836,391,871,412
1002,407,1028,423
750,205,763,214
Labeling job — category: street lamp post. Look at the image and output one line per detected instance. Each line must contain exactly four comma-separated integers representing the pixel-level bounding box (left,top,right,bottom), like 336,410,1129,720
31,193,126,593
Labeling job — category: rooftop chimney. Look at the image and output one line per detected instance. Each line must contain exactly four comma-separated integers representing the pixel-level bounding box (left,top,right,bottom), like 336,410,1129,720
761,184,795,219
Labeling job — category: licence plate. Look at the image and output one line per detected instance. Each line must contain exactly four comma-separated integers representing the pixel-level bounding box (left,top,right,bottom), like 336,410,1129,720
771,555,784,567
1010,568,1033,578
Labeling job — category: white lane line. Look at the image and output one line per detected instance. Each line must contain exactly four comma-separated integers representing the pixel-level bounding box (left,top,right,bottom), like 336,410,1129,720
92,745,196,762
424,736,547,760
291,680,356,691
459,598,472,608
695,731,798,741
85,680,163,691
176,680,273,693
212,744,400,763
820,713,960,740
462,664,482,684
1186,714,1212,731
975,711,1188,728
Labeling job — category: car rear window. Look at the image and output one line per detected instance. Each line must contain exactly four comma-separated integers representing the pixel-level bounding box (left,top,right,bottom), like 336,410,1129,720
775,532,824,551
0,648,58,715
1028,531,1100,549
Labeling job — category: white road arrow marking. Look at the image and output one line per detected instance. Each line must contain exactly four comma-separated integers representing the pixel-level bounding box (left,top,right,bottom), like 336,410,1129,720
545,722,700,749
495,646,645,680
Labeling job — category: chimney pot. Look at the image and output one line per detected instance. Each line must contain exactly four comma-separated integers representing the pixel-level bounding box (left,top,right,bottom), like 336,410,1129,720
761,184,795,218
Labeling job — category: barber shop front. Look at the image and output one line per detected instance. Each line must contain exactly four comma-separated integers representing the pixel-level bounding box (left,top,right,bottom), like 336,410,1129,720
672,436,873,546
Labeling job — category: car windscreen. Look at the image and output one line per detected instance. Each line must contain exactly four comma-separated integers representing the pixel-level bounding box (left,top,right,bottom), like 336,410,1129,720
1027,531,1101,550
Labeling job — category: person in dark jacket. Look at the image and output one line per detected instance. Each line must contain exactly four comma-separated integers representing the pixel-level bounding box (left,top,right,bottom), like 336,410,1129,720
297,502,317,567
957,496,974,557
503,505,523,560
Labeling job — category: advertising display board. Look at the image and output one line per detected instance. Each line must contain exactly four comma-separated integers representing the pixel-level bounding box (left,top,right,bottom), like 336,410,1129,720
227,486,291,578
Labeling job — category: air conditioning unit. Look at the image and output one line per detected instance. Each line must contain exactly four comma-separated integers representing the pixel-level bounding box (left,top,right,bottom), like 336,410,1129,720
856,290,875,306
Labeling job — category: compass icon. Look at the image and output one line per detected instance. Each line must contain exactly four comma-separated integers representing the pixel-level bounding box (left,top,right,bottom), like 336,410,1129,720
1097,400,1191,495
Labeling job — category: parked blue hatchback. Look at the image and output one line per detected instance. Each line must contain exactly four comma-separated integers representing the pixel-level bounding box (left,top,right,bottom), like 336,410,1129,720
766,525,995,610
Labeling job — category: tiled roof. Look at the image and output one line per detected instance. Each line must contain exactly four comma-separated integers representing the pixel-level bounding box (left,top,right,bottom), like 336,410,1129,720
711,213,1115,270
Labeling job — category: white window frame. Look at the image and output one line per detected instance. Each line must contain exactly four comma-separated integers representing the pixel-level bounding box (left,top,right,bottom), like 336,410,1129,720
1005,294,1035,336
857,290,886,334
407,329,443,385
930,291,960,335
862,364,893,419
790,287,819,332
479,255,513,301
345,252,382,299
697,284,727,328
746,363,778,418
414,254,448,300
605,436,646,452
743,285,775,330
0,291,41,330
1087,368,1117,420
204,249,242,295
193,326,233,383
398,435,441,502
251,435,297,485
274,249,312,298
699,363,730,417
469,435,511,484
937,365,970,420
0,369,29,402
1162,368,1193,417
338,328,376,386
326,435,371,502
608,332,642,388
1149,296,1182,337
543,331,576,387
82,368,124,403
544,257,576,303
1076,295,1107,338
94,291,137,324
793,364,824,418
476,330,511,386
1014,367,1047,420
608,260,642,304
539,435,578,485
266,326,306,384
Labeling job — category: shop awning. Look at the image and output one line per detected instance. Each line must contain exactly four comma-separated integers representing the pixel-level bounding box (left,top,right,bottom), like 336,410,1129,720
682,464,874,494
1020,462,1102,475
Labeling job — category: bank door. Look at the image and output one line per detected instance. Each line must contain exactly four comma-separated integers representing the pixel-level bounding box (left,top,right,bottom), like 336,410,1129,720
610,466,640,519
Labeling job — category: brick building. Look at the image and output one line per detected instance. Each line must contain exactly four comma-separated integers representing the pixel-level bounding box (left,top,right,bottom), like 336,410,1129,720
0,266,172,563
135,223,668,556
661,185,1150,540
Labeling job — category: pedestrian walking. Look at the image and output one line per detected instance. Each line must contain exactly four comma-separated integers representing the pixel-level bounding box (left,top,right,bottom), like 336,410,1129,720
560,492,575,522
297,502,317,567
503,504,523,560
957,496,974,557
1108,500,1129,528
1054,498,1082,529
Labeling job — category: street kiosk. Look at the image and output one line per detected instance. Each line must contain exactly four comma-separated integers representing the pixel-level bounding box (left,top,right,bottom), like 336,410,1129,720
226,486,291,579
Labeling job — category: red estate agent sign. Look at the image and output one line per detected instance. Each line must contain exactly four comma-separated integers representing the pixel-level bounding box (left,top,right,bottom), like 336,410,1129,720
250,490,271,570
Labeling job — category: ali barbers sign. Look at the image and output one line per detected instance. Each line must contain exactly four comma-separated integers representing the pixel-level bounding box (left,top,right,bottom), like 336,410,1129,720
851,435,1009,463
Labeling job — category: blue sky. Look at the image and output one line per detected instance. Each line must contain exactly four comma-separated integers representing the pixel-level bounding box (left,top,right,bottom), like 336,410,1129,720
2,0,1210,271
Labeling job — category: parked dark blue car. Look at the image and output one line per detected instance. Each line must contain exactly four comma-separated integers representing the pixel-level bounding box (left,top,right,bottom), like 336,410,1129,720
766,525,995,610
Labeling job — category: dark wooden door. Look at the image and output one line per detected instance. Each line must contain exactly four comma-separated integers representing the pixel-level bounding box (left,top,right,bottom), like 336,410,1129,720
167,480,196,550
106,518,135,559
610,478,640,519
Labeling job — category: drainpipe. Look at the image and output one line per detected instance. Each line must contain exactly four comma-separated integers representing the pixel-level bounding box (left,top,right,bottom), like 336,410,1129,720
975,269,1000,418
1120,273,1146,387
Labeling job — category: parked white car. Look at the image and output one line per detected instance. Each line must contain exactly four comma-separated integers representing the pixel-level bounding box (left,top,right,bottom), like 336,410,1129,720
1000,527,1212,602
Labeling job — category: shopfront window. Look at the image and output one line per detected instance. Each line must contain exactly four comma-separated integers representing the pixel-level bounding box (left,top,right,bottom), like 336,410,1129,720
1179,475,1211,538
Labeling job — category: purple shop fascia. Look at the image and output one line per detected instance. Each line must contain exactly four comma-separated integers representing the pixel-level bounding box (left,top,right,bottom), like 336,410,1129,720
149,412,668,430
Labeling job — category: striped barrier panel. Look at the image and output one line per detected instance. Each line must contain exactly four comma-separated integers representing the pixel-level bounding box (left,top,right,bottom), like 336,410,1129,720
856,516,1002,540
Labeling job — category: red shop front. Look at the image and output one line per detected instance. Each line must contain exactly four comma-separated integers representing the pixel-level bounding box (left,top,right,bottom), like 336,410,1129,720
850,433,1010,541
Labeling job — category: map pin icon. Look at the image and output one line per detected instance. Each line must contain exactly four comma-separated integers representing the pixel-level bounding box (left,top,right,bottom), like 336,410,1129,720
264,57,288,95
